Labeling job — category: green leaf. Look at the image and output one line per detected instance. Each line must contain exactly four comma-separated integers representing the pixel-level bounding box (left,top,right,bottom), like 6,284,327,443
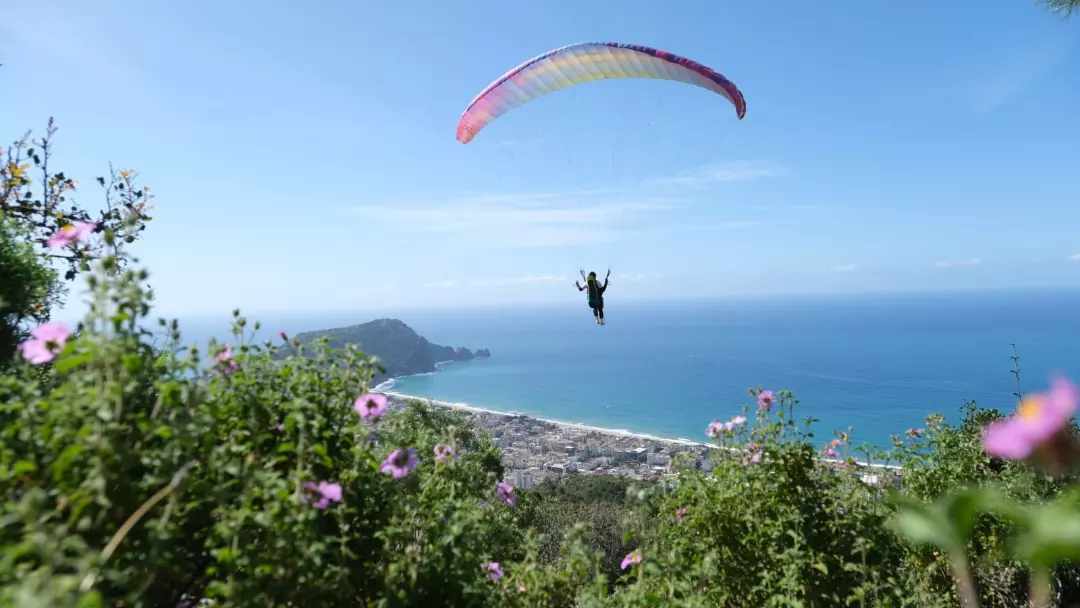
891,508,953,550
53,351,91,373
1012,491,1080,569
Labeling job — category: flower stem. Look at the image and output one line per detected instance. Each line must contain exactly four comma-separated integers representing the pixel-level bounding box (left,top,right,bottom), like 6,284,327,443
1030,567,1051,608
949,550,979,608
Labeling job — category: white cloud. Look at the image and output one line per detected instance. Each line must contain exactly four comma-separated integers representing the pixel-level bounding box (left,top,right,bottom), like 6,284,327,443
935,258,982,269
833,264,858,273
1069,253,1080,262
648,161,787,188
423,279,458,289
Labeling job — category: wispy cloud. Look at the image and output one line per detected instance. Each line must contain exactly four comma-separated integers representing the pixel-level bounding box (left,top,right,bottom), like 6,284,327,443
833,264,858,273
1069,253,1080,262
345,190,675,248
648,161,787,188
616,272,664,283
968,36,1073,113
423,274,571,290
468,274,569,288
344,159,785,248
935,258,982,269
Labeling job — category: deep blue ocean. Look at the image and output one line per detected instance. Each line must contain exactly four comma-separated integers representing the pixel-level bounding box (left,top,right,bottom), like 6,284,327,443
178,290,1080,453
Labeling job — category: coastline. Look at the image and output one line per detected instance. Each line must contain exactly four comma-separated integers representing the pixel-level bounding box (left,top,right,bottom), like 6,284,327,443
382,384,901,486
380,387,713,450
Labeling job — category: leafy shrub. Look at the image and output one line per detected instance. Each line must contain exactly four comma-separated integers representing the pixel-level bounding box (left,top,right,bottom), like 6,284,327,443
5,254,1080,607
519,474,648,580
0,120,152,366
0,219,59,363
0,261,529,608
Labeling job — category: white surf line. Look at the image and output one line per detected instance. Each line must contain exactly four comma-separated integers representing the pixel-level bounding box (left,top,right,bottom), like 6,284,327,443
383,391,903,472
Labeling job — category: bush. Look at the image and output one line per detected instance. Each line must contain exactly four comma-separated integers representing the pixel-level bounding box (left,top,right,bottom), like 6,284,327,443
0,261,528,608
0,120,152,366
519,475,648,580
0,219,60,363
4,255,1080,607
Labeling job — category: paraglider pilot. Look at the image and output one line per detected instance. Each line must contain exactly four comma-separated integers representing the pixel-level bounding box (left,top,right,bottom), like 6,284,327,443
576,270,610,326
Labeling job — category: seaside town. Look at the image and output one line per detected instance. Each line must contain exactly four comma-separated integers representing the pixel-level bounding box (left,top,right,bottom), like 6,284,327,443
389,395,719,488
388,394,898,489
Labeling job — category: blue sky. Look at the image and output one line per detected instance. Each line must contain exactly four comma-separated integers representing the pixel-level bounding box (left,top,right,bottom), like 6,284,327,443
3,1,1079,316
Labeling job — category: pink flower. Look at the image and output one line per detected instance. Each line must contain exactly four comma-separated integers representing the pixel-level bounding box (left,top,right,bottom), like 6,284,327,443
380,448,419,479
707,415,745,438
482,561,503,582
745,443,763,465
215,346,239,374
829,438,843,449
18,321,71,364
757,390,775,412
620,549,642,570
354,393,388,421
823,447,839,458
496,481,516,507
675,506,688,522
46,221,95,249
46,221,94,248
983,378,1078,460
303,481,343,509
434,443,455,463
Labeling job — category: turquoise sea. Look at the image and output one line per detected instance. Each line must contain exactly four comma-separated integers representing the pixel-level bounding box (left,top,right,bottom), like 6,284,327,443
181,289,1080,451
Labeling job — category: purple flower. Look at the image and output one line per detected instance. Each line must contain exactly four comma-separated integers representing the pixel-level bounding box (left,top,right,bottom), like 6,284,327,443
757,390,775,412
434,443,455,463
675,506,688,522
303,481,343,509
730,415,747,427
823,447,839,458
380,448,418,479
496,481,516,507
19,321,71,364
983,378,1078,460
620,549,642,570
46,221,95,249
354,393,388,421
215,346,239,374
482,561,503,582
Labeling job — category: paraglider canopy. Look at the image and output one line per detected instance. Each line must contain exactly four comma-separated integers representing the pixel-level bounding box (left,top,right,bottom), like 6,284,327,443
457,42,746,144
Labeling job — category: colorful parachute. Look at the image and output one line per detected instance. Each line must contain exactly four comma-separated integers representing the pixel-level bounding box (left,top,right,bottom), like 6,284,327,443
456,42,746,144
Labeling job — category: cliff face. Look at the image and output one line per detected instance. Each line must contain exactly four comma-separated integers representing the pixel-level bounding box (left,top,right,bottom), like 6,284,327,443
290,319,489,382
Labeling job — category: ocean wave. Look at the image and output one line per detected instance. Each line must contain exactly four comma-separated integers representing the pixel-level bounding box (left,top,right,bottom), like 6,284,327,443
373,378,397,391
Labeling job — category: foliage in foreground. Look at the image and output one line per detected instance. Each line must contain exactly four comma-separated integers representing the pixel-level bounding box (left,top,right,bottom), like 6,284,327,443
6,259,1080,607
0,262,542,608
